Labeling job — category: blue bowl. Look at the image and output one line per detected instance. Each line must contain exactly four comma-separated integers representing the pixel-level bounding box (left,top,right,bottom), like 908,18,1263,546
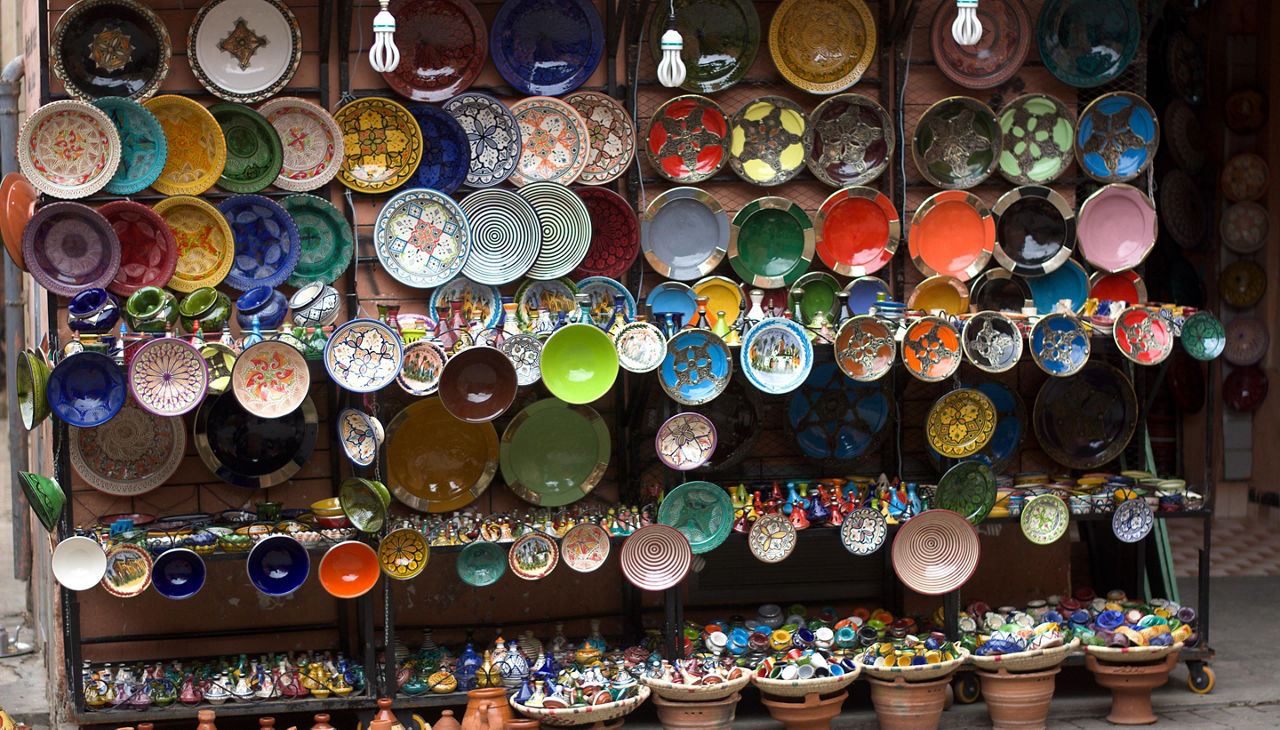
235,286,289,331
46,352,127,427
152,548,206,599
246,535,310,596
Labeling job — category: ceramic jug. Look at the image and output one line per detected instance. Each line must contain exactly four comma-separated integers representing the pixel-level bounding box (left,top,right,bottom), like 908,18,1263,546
462,688,512,730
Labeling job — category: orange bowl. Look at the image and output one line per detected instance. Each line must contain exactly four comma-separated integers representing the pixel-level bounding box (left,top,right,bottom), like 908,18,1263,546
318,541,380,598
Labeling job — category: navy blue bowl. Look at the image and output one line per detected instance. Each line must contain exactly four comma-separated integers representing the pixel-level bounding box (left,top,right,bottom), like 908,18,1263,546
152,548,206,600
46,351,127,427
246,535,310,596
235,286,288,331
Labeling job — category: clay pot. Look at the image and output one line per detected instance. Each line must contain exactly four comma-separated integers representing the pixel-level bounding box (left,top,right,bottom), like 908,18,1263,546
1086,652,1178,725
653,692,742,728
866,675,951,730
760,690,848,730
434,710,462,730
373,698,404,730
463,688,513,730
502,720,539,730
310,714,335,730
978,667,1060,729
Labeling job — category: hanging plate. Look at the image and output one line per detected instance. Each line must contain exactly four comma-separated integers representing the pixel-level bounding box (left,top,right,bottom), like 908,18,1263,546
660,329,733,405
187,0,300,102
641,187,729,281
615,321,667,374
930,0,1030,89
378,528,429,580
373,188,472,289
843,276,891,315
992,186,1075,277
210,103,283,193
218,194,301,291
230,340,308,418
647,0,759,94
806,94,894,187
788,361,890,460
499,333,543,386
1033,362,1137,470
101,201,178,297
655,413,717,471
517,181,592,280
18,100,121,199
92,97,167,195
728,97,813,186
21,202,121,297
1113,306,1174,366
508,532,559,580
901,316,962,382
458,188,540,286
891,509,980,595
70,397,185,497
51,0,171,101
693,275,747,332
997,93,1075,185
1026,259,1088,315
1075,92,1159,183
442,91,522,188
1037,0,1140,88
572,187,640,280
0,173,36,271
926,388,997,460
815,186,898,277
1223,316,1268,367
577,276,636,325
646,281,698,327
406,104,471,194
514,277,580,331
658,480,734,554
1220,202,1270,255
129,337,209,417
1112,498,1154,543
430,277,502,330
961,311,1023,373
645,95,729,184
906,275,969,316
908,190,995,281
324,318,405,393
1220,260,1267,309
47,352,128,428
1076,184,1156,273
926,379,1025,474
841,507,887,555
1221,152,1269,202
748,513,797,564
1180,311,1225,362
912,96,1001,190
194,392,318,488
740,317,814,395
934,461,997,524
729,197,815,288
101,543,153,598
283,194,354,287
458,541,506,586
620,524,692,591
382,0,487,102
561,523,610,573
153,196,236,292
387,398,498,511
969,269,1030,313
1030,312,1090,377
333,97,424,193
835,315,895,381
258,97,345,192
1223,365,1268,412
788,272,842,324
768,0,876,94
501,399,610,507
1021,494,1069,545
398,339,449,396
143,95,226,196
490,0,603,96
508,96,591,186
565,91,636,185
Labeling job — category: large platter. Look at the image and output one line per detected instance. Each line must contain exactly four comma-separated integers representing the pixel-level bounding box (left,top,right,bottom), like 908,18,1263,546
912,96,1001,189
458,188,539,285
324,318,405,393
129,337,209,417
1037,0,1140,88
258,97,345,192
187,0,301,102
51,0,171,101
641,187,728,281
490,0,603,96
382,0,487,102
768,0,876,94
508,96,590,187
1033,362,1137,470
22,202,121,297
741,317,813,395
231,340,309,418
646,0,759,94
283,194,354,287
729,197,815,288
926,379,1026,474
892,509,980,595
194,392,317,488
443,92,522,188
333,97,424,193
373,188,472,289
565,91,636,185
572,187,639,280
92,97,167,195
517,181,592,280
992,185,1075,276
728,97,813,186
218,194,301,291
788,362,890,460
1076,184,1156,273
152,196,236,292
645,95,729,184
501,399,609,507
930,0,1030,89
815,186,898,277
70,397,185,497
18,100,121,199
386,398,498,512
1075,92,1159,183
660,329,733,406
998,93,1075,185
806,94,893,187
908,190,994,281
208,102,283,193
143,95,226,196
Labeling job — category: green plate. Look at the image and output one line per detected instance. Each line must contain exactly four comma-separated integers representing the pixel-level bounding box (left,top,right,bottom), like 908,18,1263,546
1020,493,1069,545
1181,311,1225,362
210,103,284,194
934,461,997,525
657,480,734,554
458,541,507,586
787,272,840,325
647,0,760,94
729,197,815,288
912,96,1002,189
500,399,610,507
283,194,355,287
19,471,64,532
540,323,619,404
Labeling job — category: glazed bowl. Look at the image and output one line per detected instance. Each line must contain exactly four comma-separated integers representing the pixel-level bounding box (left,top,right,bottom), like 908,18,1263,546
235,285,289,331
16,348,51,430
151,547,206,599
290,281,341,328
540,324,619,404
67,288,121,334
318,540,380,599
246,535,310,596
310,497,344,515
51,535,107,591
18,471,65,532
438,346,518,422
339,477,391,532
335,408,384,466
123,285,178,333
177,286,232,334
46,351,127,427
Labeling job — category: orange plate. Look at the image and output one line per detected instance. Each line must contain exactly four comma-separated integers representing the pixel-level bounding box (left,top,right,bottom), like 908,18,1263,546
815,186,900,276
385,397,499,512
901,316,963,382
1,173,37,270
318,541,380,599
908,190,995,281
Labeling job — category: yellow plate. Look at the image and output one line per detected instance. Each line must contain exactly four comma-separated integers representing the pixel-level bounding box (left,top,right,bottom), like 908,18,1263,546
142,95,226,196
907,275,970,315
333,97,424,193
768,0,877,94
153,196,235,292
925,387,997,458
385,397,498,512
378,527,430,580
693,275,747,330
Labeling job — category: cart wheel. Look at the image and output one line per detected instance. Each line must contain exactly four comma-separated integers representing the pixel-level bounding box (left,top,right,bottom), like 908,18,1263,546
954,672,982,703
944,682,954,709
1187,663,1215,694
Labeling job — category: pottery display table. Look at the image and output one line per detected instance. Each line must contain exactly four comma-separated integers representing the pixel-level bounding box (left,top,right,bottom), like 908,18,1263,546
1086,652,1179,725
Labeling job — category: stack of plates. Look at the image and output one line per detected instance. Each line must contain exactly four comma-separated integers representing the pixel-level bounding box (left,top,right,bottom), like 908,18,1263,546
517,182,592,280
459,189,540,285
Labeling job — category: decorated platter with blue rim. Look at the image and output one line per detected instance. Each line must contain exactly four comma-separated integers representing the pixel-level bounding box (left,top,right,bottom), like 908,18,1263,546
1030,312,1091,377
442,91,522,188
740,316,813,395
1112,497,1154,543
324,318,405,393
1074,92,1159,184
373,188,472,289
576,276,636,326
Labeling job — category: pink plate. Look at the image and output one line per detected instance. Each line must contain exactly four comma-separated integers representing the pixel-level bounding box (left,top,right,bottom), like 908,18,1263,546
128,337,208,417
508,531,559,580
891,509,980,595
1077,184,1157,273
620,524,691,591
231,340,310,418
655,412,718,470
561,522,610,573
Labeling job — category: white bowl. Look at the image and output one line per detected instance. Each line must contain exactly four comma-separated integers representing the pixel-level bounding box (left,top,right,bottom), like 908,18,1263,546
52,536,108,591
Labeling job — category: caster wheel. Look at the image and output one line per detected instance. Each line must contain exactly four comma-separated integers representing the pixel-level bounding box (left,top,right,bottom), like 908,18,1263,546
954,672,982,703
1188,664,1215,694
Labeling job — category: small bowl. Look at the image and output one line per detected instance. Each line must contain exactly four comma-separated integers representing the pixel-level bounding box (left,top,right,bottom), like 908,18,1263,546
335,408,384,466
16,348,51,430
52,536,107,591
246,535,310,596
318,540,380,598
311,497,343,513
152,548,206,599
235,285,289,331
46,351,127,427
290,281,341,328
315,514,353,529
540,323,619,404
438,346,518,422
339,477,391,532
18,471,65,532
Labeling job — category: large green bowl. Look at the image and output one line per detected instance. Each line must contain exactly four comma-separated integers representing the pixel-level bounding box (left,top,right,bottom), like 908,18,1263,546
18,471,65,532
16,349,50,430
540,324,619,404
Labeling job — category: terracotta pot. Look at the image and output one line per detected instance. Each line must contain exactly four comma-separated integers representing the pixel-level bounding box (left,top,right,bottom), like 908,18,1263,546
434,710,462,730
760,689,848,729
977,666,1060,729
653,692,742,728
1086,652,1178,725
866,675,951,730
502,720,539,730
463,688,513,730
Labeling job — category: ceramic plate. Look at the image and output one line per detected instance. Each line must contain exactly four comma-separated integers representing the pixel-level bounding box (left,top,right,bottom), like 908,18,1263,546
645,95,728,184
748,513,797,563
1112,498,1153,543
283,194,354,287
334,97,425,193
1033,362,1137,469
572,187,640,280
387,397,497,511
431,277,501,330
815,187,898,277
991,186,1074,276
1021,494,1068,544
398,338,449,395
931,0,1031,88
382,0,486,102
501,399,609,507
788,362,889,460
902,316,962,382
51,0,170,100
658,481,734,554
458,188,539,285
660,329,733,405
615,321,667,374
642,187,729,280
729,197,815,288
142,95,226,196
961,311,1022,373
908,190,995,281
231,340,308,418
458,541,506,586
843,276,892,315
565,91,635,185
218,194,301,290
188,0,300,102
1076,184,1156,273
70,397,184,497
577,276,635,326
1221,202,1270,254
1223,365,1268,412
806,94,893,187
647,0,759,94
508,96,590,186
1163,99,1205,173
788,271,842,324
515,277,580,331
517,181,592,280
47,352,128,428
620,524,691,591
404,104,471,194
1180,311,1225,362
834,315,895,381
92,97,167,195
373,188,472,289
210,102,283,193
926,388,997,459
500,333,543,386
1221,153,1269,202
935,461,997,524
152,196,236,292
19,100,121,199
1075,92,1159,183
561,523,610,573
129,337,209,417
325,318,404,392
490,0,602,96
841,507,887,555
656,412,717,470
1223,316,1268,367
741,317,813,395
1220,260,1267,309
258,97,345,191
21,202,120,296
336,408,383,466
52,536,108,591
508,532,559,580
998,93,1076,185
1027,261,1087,316
891,509,980,595
926,379,1025,474
769,0,874,92
906,275,969,316
101,543,153,598
1166,172,1210,249
1037,0,1140,88
1,174,36,271
443,91,522,188
646,280,697,328
728,97,813,186
1030,312,1090,376
379,528,429,580
1113,306,1174,365
913,96,1001,189
194,392,316,487
693,275,747,331
1166,31,1206,106
969,268,1031,313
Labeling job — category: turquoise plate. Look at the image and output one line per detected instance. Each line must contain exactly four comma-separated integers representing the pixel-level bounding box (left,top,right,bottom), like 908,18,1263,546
458,541,507,586
657,480,734,554
660,328,733,405
92,97,167,195
1027,259,1088,314
1037,0,1140,88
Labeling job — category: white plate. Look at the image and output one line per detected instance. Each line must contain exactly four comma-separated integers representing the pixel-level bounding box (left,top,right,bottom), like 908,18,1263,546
189,0,301,102
374,188,473,288
258,97,345,191
52,536,108,591
517,181,592,280
459,188,541,285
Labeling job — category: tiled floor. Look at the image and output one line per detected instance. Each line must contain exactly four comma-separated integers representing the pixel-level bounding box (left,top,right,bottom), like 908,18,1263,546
1168,511,1280,577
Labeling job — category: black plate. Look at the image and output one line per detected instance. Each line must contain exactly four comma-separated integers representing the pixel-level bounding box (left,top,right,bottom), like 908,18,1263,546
195,392,318,488
52,0,171,101
992,186,1075,276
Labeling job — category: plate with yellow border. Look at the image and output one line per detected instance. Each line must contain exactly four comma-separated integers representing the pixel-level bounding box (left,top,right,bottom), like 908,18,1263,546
768,0,876,94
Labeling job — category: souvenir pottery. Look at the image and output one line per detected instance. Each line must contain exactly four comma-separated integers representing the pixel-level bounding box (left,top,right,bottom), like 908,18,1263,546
577,277,636,327
841,506,887,556
17,349,52,431
443,91,522,188
1219,260,1267,309
379,527,429,580
969,268,1031,313
806,94,892,188
381,0,486,101
1221,202,1270,254
143,95,226,196
561,523,610,574
935,461,997,525
177,287,232,334
129,337,209,417
517,181,593,280
499,333,542,387
814,187,898,277
1027,259,1089,314
741,317,813,395
1021,494,1069,545
540,324,618,404
892,509,980,595
68,289,120,335
907,275,969,316
187,0,300,101
508,532,559,580
17,471,65,532
217,195,301,290
507,96,592,187
1112,499,1154,543
51,0,171,100
844,276,891,316
1089,270,1146,306
459,189,540,285
258,97,345,191
648,0,758,93
615,321,666,374
386,398,498,512
209,103,283,193
92,97,167,195
926,388,997,459
289,281,342,328
336,408,384,467
1037,0,1140,88
769,0,875,92
641,187,730,280
1033,362,1137,469
325,319,404,393
22,202,121,296
490,0,602,95
901,316,962,382
235,286,288,331
438,346,518,422
1030,312,1090,377
564,91,635,186
1159,169,1207,250
912,97,1001,189
515,278,581,331
246,535,309,596
284,194,354,287
501,399,609,507
1075,93,1159,183
333,97,424,192
152,548,206,599
151,196,236,292
729,197,815,288
908,190,995,281
1221,152,1268,202
102,543,153,597
658,481,734,554
339,477,391,532
789,362,890,460
788,272,842,326
194,392,318,488
656,413,717,471
962,311,1022,373
458,540,506,586
398,338,449,395
692,275,746,332
749,513,797,564
930,0,1030,88
18,100,121,199
52,536,108,591
1112,306,1174,366
431,277,502,331
620,525,692,591
392,106,466,193
660,329,733,405
998,93,1075,185
70,397,185,496
992,186,1075,276
231,340,309,418
1180,311,1225,362
834,315,895,381
1,173,37,270
647,95,730,187
646,281,697,329
318,541,380,599
47,352,128,427
1223,365,1268,412
728,97,813,186
1223,316,1268,367
572,187,640,280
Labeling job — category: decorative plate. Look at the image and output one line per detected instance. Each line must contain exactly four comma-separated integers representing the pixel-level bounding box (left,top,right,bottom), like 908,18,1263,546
218,194,301,290
1081,185,1156,272
789,272,842,323
70,397,184,496
51,0,171,101
1223,316,1268,366
741,317,814,395
1113,306,1174,366
18,100,121,199
499,333,543,386
336,407,383,466
1180,311,1225,362
194,392,317,487
728,97,813,186
926,379,1025,474
458,188,539,285
1221,152,1269,202
1030,312,1090,376
458,541,506,586
403,104,470,194
21,202,121,296
187,0,300,102
373,188,472,289
901,316,962,382
1160,169,1205,250
1163,99,1205,173
398,339,448,395
619,524,691,591
325,318,404,393
442,92,522,188
230,340,308,418
843,276,892,316
47,352,128,428
969,268,1031,313
906,275,969,316
1027,259,1089,315
1221,202,1270,254
1075,92,1159,183
561,523,610,573
334,97,423,192
1166,31,1206,105
806,93,893,187
645,95,728,184
101,543,153,598
1220,259,1267,309
1,173,36,270
926,388,997,459
432,278,501,332
1020,494,1068,545
658,480,734,554
379,528,429,580
841,506,887,555
615,321,666,374
646,281,698,327
656,412,717,471
647,0,759,94
768,0,875,93
748,513,797,564
912,96,1001,189
200,343,238,396
693,275,747,331
52,536,108,591
502,399,609,506
129,337,209,417
565,91,635,185
1223,365,1268,412
92,97,166,195
815,186,898,277
891,509,981,595
962,311,1023,373
517,181,592,280
151,196,235,292
642,187,729,280
788,362,890,460
935,461,997,525
1112,498,1153,543
992,186,1075,276
1036,0,1140,88
258,97,345,191
930,0,1031,88
998,93,1076,185
729,197,815,288
490,0,602,96
908,190,995,281
573,187,640,280
382,0,487,102
660,329,733,405
577,276,636,326
386,397,498,511
142,95,226,196
1033,362,1137,470
508,531,559,580
834,315,895,381
508,96,590,186
515,277,580,331
210,103,282,193
282,194,354,287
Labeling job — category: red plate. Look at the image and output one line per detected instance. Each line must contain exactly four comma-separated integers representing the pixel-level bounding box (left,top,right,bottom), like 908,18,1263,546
100,201,179,297
381,0,487,102
571,187,639,280
815,186,899,276
1088,270,1146,305
1223,365,1268,412
1,173,36,271
908,190,995,282
930,0,1031,89
646,95,728,184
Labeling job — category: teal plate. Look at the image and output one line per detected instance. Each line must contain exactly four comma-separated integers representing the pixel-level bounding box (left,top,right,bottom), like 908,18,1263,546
283,194,355,287
657,480,734,554
1181,311,1225,362
934,461,997,525
1037,0,1140,88
458,541,507,586
210,103,284,194
648,0,760,94
92,97,167,196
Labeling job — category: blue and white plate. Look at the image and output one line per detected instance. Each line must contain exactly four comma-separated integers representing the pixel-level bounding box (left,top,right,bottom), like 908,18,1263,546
489,0,604,96
430,276,502,330
373,188,472,289
406,103,471,194
442,92,522,188
218,195,301,291
841,506,888,555
1031,313,1090,377
788,362,889,460
92,97,167,196
324,318,405,393
576,276,636,327
1074,92,1159,183
740,317,813,395
1112,498,1153,543
660,329,733,405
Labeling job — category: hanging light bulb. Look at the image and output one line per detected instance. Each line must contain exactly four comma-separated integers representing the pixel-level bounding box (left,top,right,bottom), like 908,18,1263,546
951,0,982,47
656,0,685,88
369,0,400,73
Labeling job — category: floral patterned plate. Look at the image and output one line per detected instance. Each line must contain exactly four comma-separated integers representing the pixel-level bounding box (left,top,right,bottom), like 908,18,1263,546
508,96,590,186
336,407,384,467
128,337,209,417
1020,494,1068,545
333,97,424,193
70,397,185,497
258,97,345,192
499,333,543,386
18,100,121,199
728,97,813,186
912,96,1001,189
806,94,893,188
152,196,236,292
658,480,734,554
901,316,962,382
841,506,887,555
768,0,875,93
565,91,635,185
741,317,813,395
231,340,308,418
748,513,796,563
925,388,997,459
324,318,405,393
51,0,171,101
218,194,301,291
381,0,487,102
1221,202,1270,254
142,95,226,196
92,97,167,195
561,523,610,573
834,315,895,381
1221,152,1269,202
655,412,717,471
187,0,301,102
283,194,354,287
373,188,472,289
442,91,522,188
646,95,728,184
378,527,429,580
1112,498,1153,543
998,93,1075,185
1075,92,1159,184
1180,311,1225,362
